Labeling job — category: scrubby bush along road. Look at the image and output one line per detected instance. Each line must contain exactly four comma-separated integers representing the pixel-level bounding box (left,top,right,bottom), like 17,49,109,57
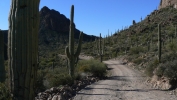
74,59,176,100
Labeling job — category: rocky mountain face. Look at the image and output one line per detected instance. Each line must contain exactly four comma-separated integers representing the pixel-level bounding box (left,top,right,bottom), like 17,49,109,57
159,0,177,9
40,6,70,34
39,6,96,45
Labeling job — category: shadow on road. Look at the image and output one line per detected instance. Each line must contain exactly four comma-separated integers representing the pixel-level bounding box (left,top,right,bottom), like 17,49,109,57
77,92,109,96
81,87,160,93
106,76,145,81
107,68,114,70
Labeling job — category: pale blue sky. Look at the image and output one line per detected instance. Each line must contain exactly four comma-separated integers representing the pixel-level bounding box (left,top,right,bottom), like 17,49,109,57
0,0,160,36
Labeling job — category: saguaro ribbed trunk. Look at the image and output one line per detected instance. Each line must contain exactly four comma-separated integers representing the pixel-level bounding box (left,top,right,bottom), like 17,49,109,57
0,30,5,83
8,0,40,99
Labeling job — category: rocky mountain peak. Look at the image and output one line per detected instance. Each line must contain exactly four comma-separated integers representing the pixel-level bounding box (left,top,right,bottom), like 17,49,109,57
159,0,177,9
39,6,70,33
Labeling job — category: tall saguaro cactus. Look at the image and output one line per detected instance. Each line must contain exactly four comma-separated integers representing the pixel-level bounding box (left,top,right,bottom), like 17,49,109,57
97,33,104,62
158,24,162,63
65,5,83,77
175,25,176,38
0,30,5,83
8,0,40,99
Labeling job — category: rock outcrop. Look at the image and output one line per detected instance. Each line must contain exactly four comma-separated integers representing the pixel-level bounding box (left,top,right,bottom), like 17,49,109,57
39,6,70,34
159,0,177,9
35,76,100,100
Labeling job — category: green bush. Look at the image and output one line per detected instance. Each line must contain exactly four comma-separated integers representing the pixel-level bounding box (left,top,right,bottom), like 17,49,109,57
129,46,145,54
36,67,71,89
45,73,73,88
133,57,144,65
36,70,46,92
0,83,11,100
127,54,139,62
145,58,159,77
161,52,177,62
155,60,177,79
77,59,107,77
154,63,166,77
166,42,177,52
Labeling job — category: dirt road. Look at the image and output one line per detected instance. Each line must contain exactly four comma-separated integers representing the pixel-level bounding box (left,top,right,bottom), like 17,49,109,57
73,59,176,100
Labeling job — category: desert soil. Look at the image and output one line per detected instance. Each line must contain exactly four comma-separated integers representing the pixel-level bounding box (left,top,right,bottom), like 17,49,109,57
73,59,176,100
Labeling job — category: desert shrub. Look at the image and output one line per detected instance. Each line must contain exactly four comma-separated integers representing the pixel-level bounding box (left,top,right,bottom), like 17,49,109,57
45,73,73,88
155,60,177,79
78,64,90,73
36,70,46,92
127,54,139,62
145,58,159,77
48,58,55,62
129,46,145,54
77,59,107,78
36,67,73,89
0,83,11,100
40,61,47,66
133,57,144,65
161,52,177,62
166,42,177,52
154,63,166,77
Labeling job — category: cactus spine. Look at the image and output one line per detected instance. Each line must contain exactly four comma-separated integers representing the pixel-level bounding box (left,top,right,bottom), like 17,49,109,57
158,24,162,63
97,33,104,62
0,30,5,82
8,0,40,99
65,5,83,77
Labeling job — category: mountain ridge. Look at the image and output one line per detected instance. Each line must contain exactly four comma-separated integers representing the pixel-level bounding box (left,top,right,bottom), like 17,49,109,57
2,6,98,60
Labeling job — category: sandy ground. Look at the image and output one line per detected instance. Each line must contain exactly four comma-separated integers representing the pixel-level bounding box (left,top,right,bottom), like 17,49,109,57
73,59,177,100
79,55,94,60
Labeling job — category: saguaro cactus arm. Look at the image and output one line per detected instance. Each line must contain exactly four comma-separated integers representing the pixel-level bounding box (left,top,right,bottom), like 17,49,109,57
69,5,75,56
65,46,71,59
75,31,83,57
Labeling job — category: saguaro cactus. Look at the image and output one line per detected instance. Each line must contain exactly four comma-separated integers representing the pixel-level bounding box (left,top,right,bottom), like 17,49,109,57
158,24,162,63
97,33,104,62
0,30,5,83
175,25,176,38
65,5,83,77
8,0,40,99
147,41,150,51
